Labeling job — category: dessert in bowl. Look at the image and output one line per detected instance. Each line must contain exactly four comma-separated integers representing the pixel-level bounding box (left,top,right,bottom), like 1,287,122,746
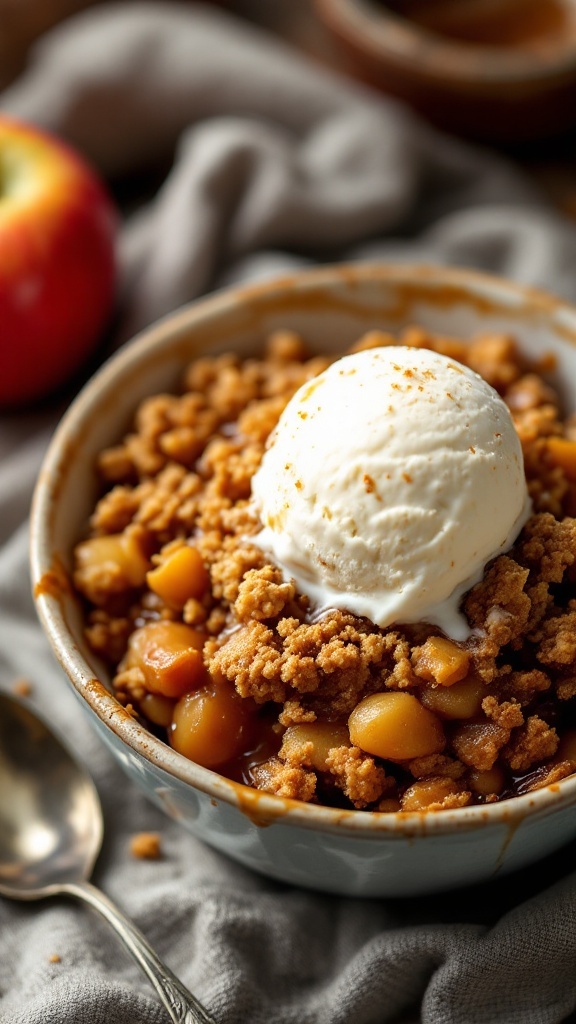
31,264,576,897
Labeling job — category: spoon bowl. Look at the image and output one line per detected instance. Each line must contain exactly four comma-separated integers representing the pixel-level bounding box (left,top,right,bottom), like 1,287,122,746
0,694,101,897
0,692,216,1024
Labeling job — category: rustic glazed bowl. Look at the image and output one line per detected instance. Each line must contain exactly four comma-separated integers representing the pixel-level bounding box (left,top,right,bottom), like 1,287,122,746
31,263,576,897
315,0,576,143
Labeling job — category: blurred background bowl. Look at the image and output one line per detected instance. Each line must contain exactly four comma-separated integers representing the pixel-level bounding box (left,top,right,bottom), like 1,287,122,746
30,262,576,897
314,0,576,143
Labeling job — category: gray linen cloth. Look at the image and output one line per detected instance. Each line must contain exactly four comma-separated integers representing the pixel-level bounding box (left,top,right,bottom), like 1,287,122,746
2,5,576,1022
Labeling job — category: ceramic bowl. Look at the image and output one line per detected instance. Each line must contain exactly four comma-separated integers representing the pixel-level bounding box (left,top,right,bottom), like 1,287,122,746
31,263,576,897
314,0,576,143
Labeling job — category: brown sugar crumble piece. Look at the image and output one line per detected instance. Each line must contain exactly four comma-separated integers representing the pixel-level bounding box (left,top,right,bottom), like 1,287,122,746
251,759,316,802
502,716,559,772
129,832,162,860
234,566,296,622
324,745,390,809
73,327,576,813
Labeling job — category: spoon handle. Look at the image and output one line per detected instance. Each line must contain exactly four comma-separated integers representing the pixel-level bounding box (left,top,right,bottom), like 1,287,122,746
61,880,218,1024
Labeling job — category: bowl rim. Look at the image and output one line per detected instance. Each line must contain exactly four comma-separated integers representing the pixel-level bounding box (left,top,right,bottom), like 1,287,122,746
30,260,576,838
315,0,576,86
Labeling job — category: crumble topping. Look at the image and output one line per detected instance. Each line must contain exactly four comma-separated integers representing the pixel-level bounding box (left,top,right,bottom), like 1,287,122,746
73,327,576,812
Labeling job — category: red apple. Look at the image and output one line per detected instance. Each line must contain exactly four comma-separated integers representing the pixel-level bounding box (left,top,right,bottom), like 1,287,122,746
0,115,118,406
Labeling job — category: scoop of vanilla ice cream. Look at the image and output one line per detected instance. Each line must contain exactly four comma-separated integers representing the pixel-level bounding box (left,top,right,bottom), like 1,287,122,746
251,345,531,640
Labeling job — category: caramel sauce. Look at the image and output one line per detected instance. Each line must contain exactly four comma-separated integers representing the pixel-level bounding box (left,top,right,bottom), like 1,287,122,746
228,784,289,828
33,557,72,600
393,0,575,53
508,763,563,797
219,716,282,787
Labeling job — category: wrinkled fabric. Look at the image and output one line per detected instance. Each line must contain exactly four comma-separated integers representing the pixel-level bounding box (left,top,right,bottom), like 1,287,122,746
2,4,576,1023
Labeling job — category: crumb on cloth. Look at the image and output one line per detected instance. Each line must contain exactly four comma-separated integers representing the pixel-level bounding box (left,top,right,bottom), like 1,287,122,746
129,831,162,860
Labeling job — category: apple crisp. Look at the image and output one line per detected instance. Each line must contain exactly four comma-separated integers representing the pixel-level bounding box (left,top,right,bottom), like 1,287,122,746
73,327,576,812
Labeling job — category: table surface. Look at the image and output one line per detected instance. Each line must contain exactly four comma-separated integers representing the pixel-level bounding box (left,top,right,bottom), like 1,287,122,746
233,0,576,221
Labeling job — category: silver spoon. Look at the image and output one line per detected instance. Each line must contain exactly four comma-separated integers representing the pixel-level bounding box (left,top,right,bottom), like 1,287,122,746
0,692,217,1024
